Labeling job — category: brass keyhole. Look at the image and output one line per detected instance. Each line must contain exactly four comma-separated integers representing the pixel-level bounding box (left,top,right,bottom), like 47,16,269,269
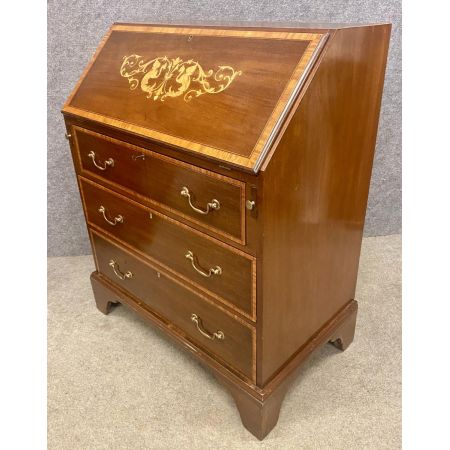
187,35,193,42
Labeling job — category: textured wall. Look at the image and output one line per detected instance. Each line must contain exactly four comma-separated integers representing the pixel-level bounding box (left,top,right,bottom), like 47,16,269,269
48,0,401,257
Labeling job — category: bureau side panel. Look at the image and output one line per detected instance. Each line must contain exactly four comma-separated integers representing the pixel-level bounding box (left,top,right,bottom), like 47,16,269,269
259,25,391,385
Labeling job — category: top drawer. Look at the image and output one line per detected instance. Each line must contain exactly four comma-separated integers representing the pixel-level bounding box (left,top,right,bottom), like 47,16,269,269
72,126,245,244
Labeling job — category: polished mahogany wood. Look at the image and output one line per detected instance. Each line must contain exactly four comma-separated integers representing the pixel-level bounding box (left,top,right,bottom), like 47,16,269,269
258,24,391,385
64,24,326,171
329,305,358,351
90,269,357,440
73,126,245,243
218,300,358,439
91,229,255,381
63,22,390,440
79,176,256,320
65,116,261,255
91,273,119,315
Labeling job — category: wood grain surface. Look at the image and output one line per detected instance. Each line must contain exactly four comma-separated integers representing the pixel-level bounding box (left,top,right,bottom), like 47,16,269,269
91,229,256,381
259,24,391,385
63,22,391,440
73,126,246,243
80,176,256,320
63,24,325,171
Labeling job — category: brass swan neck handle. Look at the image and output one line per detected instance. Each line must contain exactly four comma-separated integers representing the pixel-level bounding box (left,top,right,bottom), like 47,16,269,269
185,251,222,277
88,151,114,171
180,186,220,215
109,260,133,280
191,314,225,341
98,206,123,226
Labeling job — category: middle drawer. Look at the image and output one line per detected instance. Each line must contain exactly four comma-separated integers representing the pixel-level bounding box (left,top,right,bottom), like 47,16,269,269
80,177,256,321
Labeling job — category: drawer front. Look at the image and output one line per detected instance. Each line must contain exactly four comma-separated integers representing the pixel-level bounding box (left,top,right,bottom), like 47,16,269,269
73,126,245,243
91,230,255,381
80,177,255,320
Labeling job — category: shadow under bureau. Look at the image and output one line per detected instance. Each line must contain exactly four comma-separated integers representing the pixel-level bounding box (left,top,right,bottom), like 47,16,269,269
62,22,390,440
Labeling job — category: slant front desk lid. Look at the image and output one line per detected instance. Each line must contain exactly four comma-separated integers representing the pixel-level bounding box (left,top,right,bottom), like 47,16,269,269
63,24,327,172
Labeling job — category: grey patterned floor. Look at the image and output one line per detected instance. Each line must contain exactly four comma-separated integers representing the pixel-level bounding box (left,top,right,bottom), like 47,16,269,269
48,234,401,449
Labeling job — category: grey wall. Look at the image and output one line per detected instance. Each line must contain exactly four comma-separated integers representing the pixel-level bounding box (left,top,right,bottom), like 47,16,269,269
48,0,401,257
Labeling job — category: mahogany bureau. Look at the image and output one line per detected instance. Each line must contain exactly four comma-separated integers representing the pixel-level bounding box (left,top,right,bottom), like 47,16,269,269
62,22,391,439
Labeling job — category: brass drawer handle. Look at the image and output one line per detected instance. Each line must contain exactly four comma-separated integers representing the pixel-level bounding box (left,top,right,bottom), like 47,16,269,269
180,186,220,215
185,250,222,277
108,260,133,280
98,205,123,226
88,151,114,171
191,314,225,341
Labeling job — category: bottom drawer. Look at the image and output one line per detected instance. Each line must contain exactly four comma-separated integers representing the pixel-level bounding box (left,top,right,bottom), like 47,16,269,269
90,229,255,381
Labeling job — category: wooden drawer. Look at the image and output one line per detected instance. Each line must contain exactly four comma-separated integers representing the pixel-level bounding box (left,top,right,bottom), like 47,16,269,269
91,230,255,381
80,177,256,321
73,126,245,244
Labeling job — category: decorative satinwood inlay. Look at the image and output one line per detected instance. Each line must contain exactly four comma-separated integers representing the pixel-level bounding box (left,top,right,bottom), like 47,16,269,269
120,55,242,102
64,24,327,172
89,228,257,382
78,174,256,321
